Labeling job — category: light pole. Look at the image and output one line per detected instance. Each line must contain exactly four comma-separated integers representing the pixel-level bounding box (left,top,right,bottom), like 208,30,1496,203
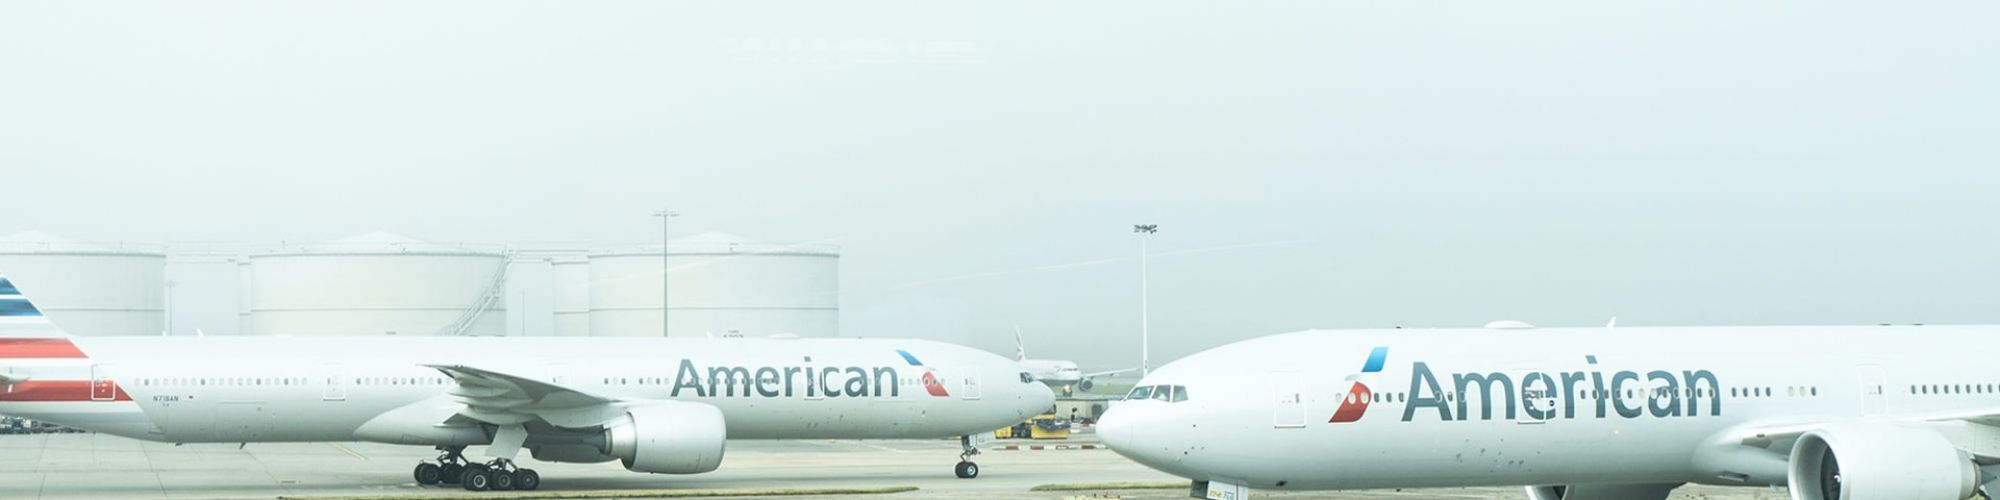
1133,224,1158,376
653,209,680,337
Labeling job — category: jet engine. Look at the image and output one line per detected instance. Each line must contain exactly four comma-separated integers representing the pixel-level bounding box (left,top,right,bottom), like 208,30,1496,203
1787,423,1977,500
530,444,616,464
1524,483,1678,500
1079,379,1094,392
602,401,727,474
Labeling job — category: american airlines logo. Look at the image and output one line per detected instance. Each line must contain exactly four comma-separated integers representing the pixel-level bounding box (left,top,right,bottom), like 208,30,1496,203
1329,348,1724,423
666,350,951,399
1328,347,1387,423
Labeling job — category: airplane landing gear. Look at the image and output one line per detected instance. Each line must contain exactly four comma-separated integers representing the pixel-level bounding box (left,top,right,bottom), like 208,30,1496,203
415,446,468,486
461,458,539,492
954,435,982,479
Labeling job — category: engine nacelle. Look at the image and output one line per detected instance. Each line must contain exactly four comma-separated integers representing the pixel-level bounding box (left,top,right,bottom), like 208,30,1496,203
1524,483,1677,500
530,444,616,464
1787,423,1977,500
604,401,727,474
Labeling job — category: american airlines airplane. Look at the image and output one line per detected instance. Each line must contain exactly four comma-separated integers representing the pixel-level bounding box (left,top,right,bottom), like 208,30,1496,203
0,274,1054,491
1099,325,2000,500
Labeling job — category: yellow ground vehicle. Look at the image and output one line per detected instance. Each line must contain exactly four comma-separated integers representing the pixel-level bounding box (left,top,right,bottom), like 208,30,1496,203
996,412,1071,439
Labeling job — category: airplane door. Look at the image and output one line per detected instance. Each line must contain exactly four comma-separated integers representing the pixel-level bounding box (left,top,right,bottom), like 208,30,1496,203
1857,365,1886,416
961,371,982,400
90,364,117,401
1271,371,1305,428
320,364,346,402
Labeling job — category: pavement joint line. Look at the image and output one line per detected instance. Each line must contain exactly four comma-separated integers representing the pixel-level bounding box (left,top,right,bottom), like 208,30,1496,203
991,444,1105,451
1029,481,1184,491
274,485,921,499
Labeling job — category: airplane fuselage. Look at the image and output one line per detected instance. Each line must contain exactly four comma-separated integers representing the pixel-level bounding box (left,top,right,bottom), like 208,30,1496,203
0,336,1052,445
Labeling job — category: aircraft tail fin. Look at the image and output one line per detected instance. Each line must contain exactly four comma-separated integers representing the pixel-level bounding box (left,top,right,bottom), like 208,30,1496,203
0,274,73,339
1013,326,1026,362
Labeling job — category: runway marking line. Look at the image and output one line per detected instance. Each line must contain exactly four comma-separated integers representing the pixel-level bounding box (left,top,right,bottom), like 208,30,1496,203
327,443,367,461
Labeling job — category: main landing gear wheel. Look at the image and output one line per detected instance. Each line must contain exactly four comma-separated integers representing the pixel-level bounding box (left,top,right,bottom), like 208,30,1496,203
954,434,982,479
491,469,516,491
413,463,443,485
419,445,467,487
438,463,464,484
461,459,540,492
461,467,492,492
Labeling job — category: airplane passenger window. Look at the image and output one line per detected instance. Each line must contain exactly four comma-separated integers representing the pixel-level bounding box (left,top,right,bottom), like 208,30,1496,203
1173,386,1188,402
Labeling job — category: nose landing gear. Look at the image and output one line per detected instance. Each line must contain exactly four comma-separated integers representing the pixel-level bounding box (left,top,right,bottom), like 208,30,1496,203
954,434,982,479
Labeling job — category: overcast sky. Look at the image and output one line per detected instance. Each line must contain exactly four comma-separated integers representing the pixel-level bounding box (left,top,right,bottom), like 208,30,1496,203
3,2,1997,369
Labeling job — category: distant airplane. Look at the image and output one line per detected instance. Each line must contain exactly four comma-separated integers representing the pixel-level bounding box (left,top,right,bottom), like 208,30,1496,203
1101,324,2000,500
1015,327,1135,397
0,273,1054,491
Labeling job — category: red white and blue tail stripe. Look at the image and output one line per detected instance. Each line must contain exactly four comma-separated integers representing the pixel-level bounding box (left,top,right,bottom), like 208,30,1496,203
0,274,128,402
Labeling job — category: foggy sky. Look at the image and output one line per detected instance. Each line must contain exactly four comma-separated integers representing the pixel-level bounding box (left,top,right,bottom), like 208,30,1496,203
4,2,1997,370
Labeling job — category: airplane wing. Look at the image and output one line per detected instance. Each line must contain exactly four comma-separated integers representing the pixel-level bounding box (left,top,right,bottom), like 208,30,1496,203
424,364,628,428
1725,407,2000,460
1083,368,1139,379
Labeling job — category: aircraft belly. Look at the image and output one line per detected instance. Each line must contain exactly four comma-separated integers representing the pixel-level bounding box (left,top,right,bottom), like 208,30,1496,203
699,395,960,440
1174,414,1708,490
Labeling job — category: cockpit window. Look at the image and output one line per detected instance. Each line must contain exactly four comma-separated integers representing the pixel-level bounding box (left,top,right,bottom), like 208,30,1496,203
1126,384,1191,403
1126,386,1153,400
1019,372,1035,383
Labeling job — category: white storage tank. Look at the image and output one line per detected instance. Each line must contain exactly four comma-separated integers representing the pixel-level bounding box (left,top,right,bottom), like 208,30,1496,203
551,256,591,336
0,230,166,336
247,231,508,336
588,232,837,338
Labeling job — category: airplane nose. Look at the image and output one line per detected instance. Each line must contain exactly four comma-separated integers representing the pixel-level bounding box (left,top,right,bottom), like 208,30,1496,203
1097,405,1132,450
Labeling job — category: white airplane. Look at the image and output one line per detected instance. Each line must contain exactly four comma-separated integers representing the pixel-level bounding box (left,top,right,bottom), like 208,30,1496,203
1014,328,1134,396
1099,325,2000,500
0,274,1053,491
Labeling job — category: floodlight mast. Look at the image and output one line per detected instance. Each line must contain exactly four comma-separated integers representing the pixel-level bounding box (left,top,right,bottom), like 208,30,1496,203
1134,224,1158,376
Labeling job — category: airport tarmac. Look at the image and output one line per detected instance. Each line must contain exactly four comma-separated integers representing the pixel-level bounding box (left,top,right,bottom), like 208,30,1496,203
0,433,1787,499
